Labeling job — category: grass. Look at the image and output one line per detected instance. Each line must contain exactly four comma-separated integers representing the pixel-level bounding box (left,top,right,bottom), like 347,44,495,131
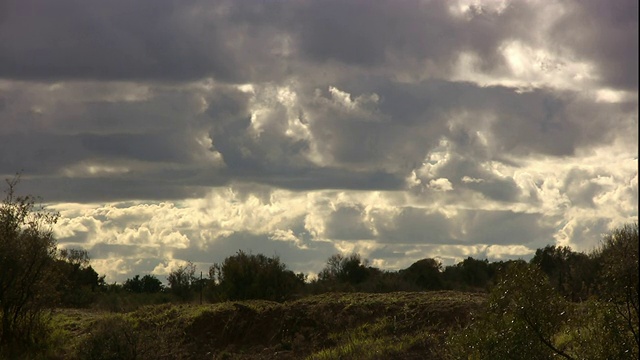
46,291,485,359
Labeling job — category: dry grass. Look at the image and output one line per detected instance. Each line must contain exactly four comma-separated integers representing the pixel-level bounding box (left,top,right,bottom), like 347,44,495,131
51,291,485,359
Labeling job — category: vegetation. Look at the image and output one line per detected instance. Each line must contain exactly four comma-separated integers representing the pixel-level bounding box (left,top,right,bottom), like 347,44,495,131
449,222,639,359
209,251,305,302
0,178,637,359
0,176,59,355
50,291,484,359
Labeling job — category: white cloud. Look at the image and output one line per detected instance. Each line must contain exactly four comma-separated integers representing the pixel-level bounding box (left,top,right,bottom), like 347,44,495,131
428,178,454,192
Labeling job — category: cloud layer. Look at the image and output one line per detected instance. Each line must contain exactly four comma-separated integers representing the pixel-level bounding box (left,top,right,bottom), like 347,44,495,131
0,0,636,281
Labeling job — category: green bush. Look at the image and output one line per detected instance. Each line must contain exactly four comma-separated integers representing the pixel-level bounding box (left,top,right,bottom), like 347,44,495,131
448,224,639,360
448,262,572,359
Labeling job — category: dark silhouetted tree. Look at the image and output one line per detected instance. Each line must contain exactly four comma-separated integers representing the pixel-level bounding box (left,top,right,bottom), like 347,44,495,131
401,258,443,290
443,257,494,290
318,253,371,285
125,274,163,294
0,176,59,352
56,248,104,307
531,245,596,301
210,251,303,301
167,262,197,301
140,274,163,293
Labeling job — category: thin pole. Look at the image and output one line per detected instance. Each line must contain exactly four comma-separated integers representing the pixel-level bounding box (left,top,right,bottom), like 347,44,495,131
200,271,203,305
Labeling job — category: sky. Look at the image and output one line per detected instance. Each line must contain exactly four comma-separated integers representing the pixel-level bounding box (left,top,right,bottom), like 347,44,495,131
0,0,637,283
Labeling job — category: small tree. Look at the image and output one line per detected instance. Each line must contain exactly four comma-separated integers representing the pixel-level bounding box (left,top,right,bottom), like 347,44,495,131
318,253,371,285
400,258,444,290
123,275,144,293
125,274,164,293
56,248,104,307
450,224,640,359
211,251,303,301
140,274,163,293
0,176,59,351
450,262,573,359
590,222,639,356
167,262,197,301
531,245,596,301
443,257,494,290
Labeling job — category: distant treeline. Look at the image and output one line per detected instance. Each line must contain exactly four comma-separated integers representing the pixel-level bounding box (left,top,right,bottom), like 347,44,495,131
108,230,625,305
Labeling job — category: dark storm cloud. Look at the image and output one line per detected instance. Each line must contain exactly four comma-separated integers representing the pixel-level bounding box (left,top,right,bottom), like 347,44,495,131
551,0,639,89
0,132,84,174
0,0,240,82
80,131,194,163
256,168,406,191
20,176,218,203
291,0,535,73
306,78,625,170
2,77,627,203
1,0,635,91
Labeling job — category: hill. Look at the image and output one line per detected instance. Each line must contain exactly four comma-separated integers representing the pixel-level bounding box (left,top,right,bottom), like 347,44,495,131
53,291,485,359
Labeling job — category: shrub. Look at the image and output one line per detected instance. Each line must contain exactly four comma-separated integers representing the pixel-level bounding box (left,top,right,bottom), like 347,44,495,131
75,315,139,360
448,262,572,359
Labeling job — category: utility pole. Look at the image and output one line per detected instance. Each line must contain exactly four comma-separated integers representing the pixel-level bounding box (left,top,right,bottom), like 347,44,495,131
200,271,203,305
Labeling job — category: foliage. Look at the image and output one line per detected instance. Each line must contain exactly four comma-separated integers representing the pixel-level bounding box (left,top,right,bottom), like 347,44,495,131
307,318,421,360
56,248,106,307
449,223,639,360
591,222,639,356
75,315,139,360
167,261,197,301
210,250,304,301
442,257,495,291
318,253,371,285
51,291,484,359
449,262,574,359
530,245,596,301
0,176,59,353
123,275,164,294
400,258,444,290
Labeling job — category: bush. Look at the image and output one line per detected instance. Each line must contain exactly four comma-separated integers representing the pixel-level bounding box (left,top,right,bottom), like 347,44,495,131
448,224,640,360
448,262,572,359
75,315,139,360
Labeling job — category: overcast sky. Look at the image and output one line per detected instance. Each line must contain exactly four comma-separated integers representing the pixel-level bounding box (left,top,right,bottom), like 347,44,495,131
1,0,637,282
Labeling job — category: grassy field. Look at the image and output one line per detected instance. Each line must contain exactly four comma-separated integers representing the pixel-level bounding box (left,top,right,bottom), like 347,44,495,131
51,291,486,359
